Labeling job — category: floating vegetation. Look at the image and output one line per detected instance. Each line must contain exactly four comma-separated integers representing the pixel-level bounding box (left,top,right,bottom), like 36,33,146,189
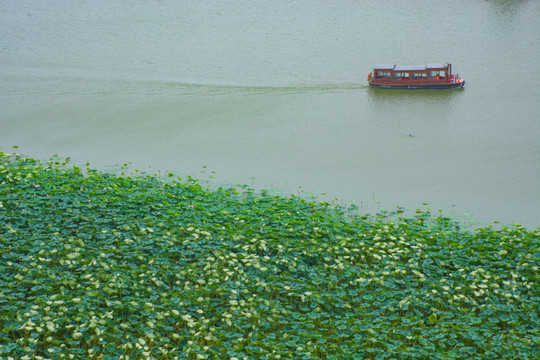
0,151,538,359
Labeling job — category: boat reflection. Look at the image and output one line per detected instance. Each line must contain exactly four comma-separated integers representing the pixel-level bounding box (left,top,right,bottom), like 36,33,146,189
367,86,463,110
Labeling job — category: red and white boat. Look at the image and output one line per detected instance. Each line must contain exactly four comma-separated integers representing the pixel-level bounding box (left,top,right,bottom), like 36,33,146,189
367,63,465,89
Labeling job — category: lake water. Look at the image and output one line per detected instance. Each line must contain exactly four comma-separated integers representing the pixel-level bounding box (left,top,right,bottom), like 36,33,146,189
1,0,539,229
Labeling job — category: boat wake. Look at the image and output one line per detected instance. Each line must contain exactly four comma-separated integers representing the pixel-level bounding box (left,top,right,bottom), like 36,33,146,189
4,68,369,97
155,80,369,96
4,69,369,98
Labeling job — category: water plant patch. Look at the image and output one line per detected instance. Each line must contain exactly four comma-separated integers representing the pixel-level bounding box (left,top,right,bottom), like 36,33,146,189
0,151,538,359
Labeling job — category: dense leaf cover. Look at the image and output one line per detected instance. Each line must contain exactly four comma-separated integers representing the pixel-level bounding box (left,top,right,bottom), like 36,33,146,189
0,152,539,359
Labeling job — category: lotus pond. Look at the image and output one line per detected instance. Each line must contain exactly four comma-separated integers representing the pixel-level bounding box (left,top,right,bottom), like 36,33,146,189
0,151,539,359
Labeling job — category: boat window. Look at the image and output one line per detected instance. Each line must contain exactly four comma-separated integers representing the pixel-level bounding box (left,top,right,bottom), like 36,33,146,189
412,73,426,79
375,71,391,78
429,70,446,79
394,72,409,80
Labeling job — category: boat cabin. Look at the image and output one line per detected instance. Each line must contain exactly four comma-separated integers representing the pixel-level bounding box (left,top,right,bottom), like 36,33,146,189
368,63,464,89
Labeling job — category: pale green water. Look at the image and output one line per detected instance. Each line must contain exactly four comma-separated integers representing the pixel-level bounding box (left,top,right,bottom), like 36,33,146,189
1,0,539,228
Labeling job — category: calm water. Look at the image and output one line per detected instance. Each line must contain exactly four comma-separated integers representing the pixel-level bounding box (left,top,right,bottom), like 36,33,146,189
1,0,539,228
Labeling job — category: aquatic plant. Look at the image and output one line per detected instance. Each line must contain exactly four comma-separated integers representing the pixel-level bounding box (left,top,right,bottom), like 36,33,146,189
0,151,538,359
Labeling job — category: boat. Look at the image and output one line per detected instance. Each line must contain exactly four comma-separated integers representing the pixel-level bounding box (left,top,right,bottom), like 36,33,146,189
367,63,465,89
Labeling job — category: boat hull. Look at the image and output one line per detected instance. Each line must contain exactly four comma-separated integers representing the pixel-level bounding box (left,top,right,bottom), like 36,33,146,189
369,81,465,89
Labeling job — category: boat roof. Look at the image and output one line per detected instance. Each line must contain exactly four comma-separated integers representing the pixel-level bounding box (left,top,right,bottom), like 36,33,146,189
426,63,448,69
373,64,395,70
395,65,427,71
373,63,449,71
